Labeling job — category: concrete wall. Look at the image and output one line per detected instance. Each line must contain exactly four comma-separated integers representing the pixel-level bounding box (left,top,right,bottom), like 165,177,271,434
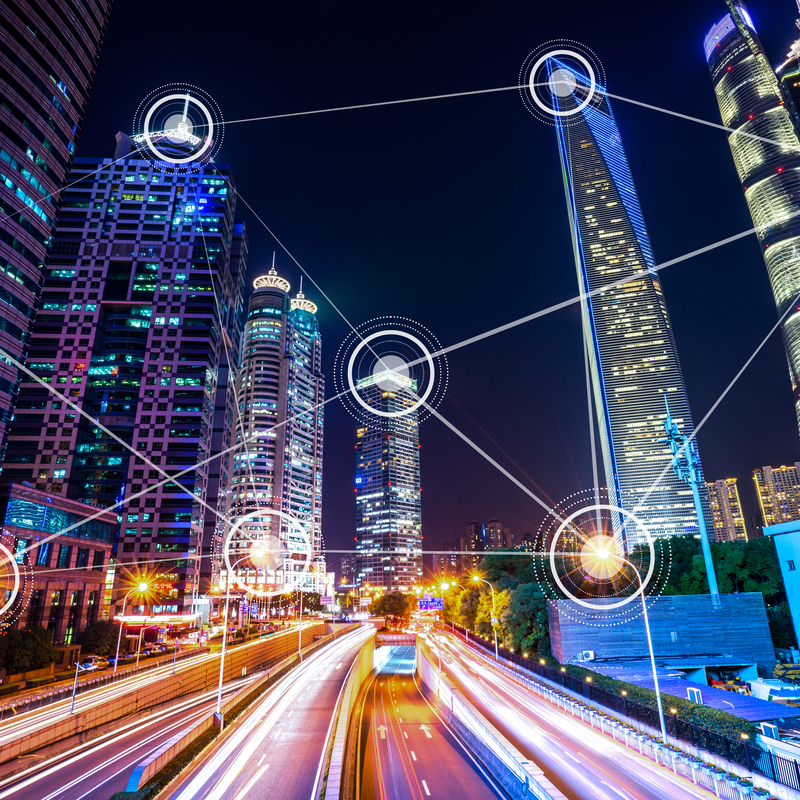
0,623,328,765
549,594,775,668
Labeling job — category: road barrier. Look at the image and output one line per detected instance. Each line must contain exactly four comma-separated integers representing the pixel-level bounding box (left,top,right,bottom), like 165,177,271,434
321,629,376,800
416,640,566,800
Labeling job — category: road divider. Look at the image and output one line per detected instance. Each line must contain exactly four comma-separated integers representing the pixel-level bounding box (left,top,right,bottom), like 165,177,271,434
416,639,566,800
321,629,377,800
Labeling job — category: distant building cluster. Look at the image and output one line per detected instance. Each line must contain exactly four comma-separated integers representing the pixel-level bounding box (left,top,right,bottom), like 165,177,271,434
434,519,516,576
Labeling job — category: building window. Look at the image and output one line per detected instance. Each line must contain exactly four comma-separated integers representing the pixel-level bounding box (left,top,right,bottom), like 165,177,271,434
76,548,90,568
57,545,72,569
789,561,796,572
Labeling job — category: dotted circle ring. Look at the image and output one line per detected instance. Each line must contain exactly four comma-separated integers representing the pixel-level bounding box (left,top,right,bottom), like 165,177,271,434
549,504,655,610
529,49,596,117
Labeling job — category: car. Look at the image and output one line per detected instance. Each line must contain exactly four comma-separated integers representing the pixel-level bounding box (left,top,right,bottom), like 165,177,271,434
79,655,110,672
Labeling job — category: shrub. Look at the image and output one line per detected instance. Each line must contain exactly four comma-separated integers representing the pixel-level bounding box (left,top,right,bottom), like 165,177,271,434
25,676,56,689
0,684,21,697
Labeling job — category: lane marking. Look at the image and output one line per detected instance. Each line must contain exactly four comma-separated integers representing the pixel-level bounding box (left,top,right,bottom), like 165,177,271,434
403,731,408,739
411,751,417,761
422,778,431,795
257,755,266,766
234,764,268,800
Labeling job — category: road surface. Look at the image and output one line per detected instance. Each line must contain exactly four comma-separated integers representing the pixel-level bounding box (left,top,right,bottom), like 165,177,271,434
358,645,504,800
163,626,373,800
0,679,251,800
437,633,714,800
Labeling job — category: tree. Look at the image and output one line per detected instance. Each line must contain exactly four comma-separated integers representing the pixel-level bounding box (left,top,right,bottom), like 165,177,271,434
369,591,411,625
0,627,58,674
502,583,549,654
456,587,481,631
77,620,120,656
475,588,509,639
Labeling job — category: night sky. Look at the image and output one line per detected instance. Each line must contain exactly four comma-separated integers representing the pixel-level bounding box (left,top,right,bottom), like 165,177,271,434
74,0,800,573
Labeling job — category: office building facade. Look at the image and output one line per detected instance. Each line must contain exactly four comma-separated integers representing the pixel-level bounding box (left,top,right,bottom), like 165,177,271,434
0,483,115,644
355,372,422,592
706,2,800,439
0,0,111,463
551,63,712,550
753,463,800,527
227,266,326,595
706,477,748,542
1,137,245,616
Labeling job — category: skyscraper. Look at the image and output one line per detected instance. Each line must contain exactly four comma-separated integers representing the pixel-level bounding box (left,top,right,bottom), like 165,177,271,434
706,477,748,542
705,1,800,439
0,0,112,463
355,371,422,592
228,266,326,595
551,62,712,551
1,136,245,616
753,463,800,527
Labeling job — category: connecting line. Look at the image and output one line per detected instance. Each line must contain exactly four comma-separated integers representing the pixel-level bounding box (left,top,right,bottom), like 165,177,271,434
399,210,800,375
632,290,800,517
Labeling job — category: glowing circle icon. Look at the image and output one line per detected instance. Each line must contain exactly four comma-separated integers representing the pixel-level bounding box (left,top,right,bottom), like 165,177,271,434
223,508,311,598
549,503,655,611
347,330,436,419
529,49,596,117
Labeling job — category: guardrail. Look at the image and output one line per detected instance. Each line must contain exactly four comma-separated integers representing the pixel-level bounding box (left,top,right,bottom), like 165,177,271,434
416,639,565,800
0,646,210,721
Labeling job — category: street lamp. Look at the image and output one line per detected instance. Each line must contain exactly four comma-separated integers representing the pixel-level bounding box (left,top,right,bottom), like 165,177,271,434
472,575,499,660
592,543,668,744
114,582,149,673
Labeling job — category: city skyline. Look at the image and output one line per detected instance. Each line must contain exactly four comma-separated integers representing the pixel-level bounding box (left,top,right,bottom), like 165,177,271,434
3,0,800,574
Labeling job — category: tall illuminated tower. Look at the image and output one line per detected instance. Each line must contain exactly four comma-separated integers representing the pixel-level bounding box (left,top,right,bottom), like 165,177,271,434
550,62,712,551
355,371,422,592
705,1,800,439
228,266,326,594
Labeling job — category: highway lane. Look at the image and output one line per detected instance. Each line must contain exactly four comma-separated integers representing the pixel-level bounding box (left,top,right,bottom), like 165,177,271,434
358,645,503,800
436,633,714,800
0,679,253,800
0,624,315,751
163,627,373,800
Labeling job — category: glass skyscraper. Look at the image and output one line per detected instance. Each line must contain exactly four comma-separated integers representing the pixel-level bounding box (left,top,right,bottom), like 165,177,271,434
355,371,422,591
705,1,800,440
0,0,112,463
228,266,326,595
1,134,245,616
550,62,712,551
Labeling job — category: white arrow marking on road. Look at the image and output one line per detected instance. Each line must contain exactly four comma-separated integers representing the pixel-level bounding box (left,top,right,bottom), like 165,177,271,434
377,725,387,739
335,663,342,669
420,724,432,738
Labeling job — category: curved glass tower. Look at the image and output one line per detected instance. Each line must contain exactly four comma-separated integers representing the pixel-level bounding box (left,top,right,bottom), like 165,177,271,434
705,1,800,439
550,61,712,551
228,267,325,593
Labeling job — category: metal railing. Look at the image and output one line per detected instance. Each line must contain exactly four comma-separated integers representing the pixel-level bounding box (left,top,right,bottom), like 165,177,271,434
450,623,800,795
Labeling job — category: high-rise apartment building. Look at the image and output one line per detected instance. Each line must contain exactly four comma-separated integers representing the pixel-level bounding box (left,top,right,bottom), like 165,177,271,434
434,539,463,577
753,463,800,527
705,2,800,439
485,519,512,550
355,371,422,592
0,0,112,462
1,136,245,616
227,265,326,594
706,477,748,542
551,63,712,551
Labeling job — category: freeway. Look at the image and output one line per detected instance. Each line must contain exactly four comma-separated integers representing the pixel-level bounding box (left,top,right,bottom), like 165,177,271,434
163,626,373,800
436,632,714,800
0,678,251,800
0,624,313,753
358,645,503,800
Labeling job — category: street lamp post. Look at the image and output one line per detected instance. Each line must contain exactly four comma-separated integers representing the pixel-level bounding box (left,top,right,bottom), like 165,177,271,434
472,576,499,660
69,662,91,715
595,547,668,744
114,582,149,673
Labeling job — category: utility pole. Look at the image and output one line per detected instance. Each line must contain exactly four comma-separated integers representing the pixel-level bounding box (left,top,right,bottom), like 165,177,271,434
663,397,719,598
